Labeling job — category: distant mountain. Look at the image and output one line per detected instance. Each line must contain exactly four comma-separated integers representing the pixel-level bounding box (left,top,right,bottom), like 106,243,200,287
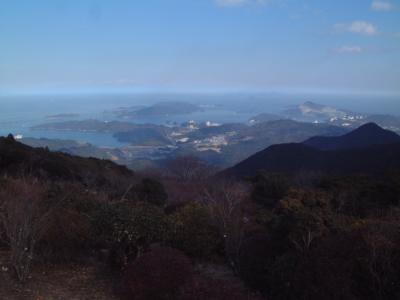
328,114,400,133
116,102,203,118
282,101,354,122
31,119,165,133
45,113,80,120
113,128,173,146
31,120,173,147
278,101,400,133
225,124,400,178
177,119,348,167
248,113,283,125
303,123,400,150
187,123,248,140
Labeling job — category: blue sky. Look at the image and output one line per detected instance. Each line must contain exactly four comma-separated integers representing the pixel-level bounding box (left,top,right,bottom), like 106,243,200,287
0,0,399,94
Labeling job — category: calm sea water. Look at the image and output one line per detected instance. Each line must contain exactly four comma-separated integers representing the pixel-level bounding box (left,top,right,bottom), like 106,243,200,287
0,93,256,147
0,93,399,147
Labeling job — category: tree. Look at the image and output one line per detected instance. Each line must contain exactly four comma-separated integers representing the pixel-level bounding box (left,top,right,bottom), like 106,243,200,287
168,202,222,259
165,156,214,181
0,178,49,281
203,180,250,273
134,178,168,206
251,172,290,209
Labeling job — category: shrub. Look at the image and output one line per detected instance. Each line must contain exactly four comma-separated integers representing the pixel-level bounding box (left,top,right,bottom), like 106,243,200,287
134,178,168,206
36,183,101,261
120,246,193,300
112,202,169,247
168,202,222,260
238,233,272,293
37,208,91,262
251,172,290,209
91,201,170,270
180,275,262,300
275,188,332,252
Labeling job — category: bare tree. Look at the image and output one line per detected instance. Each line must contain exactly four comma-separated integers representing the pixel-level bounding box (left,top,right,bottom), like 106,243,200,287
0,178,50,282
165,156,216,182
362,220,399,300
203,180,250,273
292,229,317,253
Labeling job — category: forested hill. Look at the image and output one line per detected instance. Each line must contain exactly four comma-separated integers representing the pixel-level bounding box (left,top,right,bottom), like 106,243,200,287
0,135,135,188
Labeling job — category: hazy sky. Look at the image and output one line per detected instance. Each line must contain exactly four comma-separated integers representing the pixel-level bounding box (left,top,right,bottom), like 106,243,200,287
1,0,399,94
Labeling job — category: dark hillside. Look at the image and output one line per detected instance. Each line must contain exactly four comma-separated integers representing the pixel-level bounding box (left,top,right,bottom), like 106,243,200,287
225,129,400,178
0,135,135,188
303,123,400,151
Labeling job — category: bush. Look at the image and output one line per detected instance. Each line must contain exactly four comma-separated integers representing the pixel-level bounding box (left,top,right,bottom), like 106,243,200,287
238,233,272,293
37,208,91,262
134,178,168,206
36,183,100,261
180,275,262,300
112,202,169,246
168,202,222,260
91,201,169,270
120,246,193,300
275,189,332,251
251,172,290,209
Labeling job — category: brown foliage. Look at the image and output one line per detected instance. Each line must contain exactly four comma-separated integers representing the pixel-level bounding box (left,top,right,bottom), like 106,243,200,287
164,156,215,182
180,275,262,300
120,245,194,300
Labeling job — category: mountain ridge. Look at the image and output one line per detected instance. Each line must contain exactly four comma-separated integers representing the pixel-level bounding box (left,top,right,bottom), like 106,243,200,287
303,122,400,150
224,123,400,178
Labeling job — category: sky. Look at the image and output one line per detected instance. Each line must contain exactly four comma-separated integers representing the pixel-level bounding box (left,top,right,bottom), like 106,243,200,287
0,0,399,95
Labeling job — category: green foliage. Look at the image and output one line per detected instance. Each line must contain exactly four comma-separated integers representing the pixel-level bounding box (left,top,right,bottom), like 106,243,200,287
90,200,170,270
168,202,223,259
113,202,168,245
91,201,168,247
239,176,400,300
319,173,400,216
251,172,290,209
133,178,168,206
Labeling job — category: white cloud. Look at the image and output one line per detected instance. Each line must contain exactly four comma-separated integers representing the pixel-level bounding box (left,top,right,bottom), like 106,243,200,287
215,0,267,7
371,0,394,11
334,21,378,36
335,46,363,54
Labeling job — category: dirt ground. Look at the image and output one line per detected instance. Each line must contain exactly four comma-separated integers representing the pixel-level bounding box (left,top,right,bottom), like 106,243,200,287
0,250,257,300
0,252,118,300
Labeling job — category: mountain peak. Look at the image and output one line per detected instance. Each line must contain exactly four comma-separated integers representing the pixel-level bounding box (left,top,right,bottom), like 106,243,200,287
346,123,398,139
303,123,400,151
283,101,350,122
352,122,383,132
303,101,321,107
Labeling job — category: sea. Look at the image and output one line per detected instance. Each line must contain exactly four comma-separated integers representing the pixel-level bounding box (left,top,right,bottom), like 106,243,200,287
0,92,399,148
